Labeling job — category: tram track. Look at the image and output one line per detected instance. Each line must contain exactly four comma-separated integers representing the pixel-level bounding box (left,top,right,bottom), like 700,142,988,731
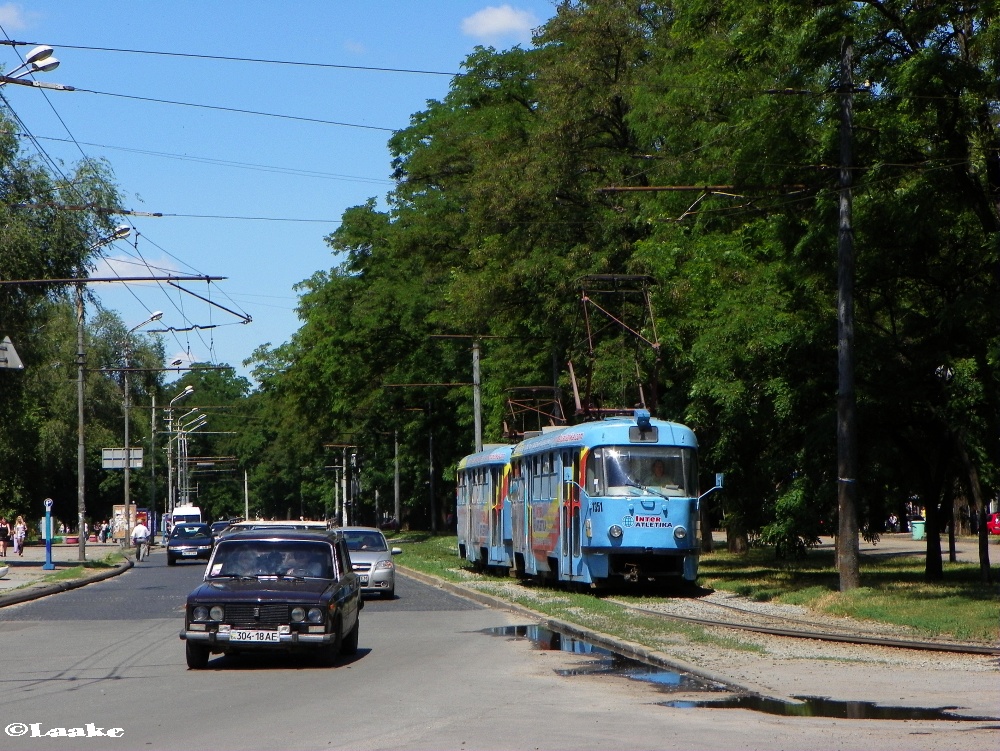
611,596,1000,656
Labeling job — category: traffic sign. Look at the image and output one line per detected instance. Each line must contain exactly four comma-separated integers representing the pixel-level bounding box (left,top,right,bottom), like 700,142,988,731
102,448,144,469
0,336,23,369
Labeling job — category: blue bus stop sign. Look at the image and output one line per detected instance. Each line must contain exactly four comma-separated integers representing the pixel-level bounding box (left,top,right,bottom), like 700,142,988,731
42,498,55,571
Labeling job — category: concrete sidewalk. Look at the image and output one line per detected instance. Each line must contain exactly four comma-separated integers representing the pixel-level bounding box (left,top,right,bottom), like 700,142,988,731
818,532,991,565
0,540,134,607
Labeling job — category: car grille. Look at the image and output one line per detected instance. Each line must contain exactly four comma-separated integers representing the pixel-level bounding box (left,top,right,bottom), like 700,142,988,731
352,562,372,574
223,603,290,628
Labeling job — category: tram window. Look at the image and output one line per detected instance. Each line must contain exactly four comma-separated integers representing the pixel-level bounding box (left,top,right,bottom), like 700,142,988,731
509,461,523,502
586,449,603,495
585,447,699,497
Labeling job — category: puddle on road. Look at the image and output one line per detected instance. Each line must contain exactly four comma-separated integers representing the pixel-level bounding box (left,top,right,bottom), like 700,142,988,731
662,695,999,722
485,624,999,723
484,624,727,693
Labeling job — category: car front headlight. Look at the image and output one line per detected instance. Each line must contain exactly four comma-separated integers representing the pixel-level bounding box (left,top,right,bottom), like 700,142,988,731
192,606,209,622
291,606,306,622
608,525,624,539
307,607,323,623
673,526,687,540
209,605,224,621
374,560,394,570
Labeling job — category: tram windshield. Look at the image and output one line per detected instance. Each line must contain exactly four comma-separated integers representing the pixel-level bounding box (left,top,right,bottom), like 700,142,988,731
585,446,698,498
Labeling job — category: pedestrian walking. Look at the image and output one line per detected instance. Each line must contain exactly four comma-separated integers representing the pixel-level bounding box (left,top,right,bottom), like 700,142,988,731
0,516,10,557
12,515,27,556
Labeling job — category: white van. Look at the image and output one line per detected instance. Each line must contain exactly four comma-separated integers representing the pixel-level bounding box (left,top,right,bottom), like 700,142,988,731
171,506,203,526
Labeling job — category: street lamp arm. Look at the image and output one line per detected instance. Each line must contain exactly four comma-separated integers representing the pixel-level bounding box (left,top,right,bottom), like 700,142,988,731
0,74,74,90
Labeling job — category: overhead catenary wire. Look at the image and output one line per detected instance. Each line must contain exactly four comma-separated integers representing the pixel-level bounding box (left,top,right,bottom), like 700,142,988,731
0,40,458,77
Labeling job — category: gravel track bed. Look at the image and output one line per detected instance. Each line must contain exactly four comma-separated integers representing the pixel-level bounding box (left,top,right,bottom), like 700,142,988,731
456,574,997,676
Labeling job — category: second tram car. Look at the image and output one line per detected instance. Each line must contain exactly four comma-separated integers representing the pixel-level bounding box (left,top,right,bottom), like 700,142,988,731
456,444,515,570
457,410,717,588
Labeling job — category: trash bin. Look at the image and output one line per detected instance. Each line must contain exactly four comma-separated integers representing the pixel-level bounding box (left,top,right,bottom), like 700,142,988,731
911,520,925,540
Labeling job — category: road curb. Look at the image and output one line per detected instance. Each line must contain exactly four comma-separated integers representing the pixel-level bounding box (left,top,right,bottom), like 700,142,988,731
396,564,794,703
0,558,133,609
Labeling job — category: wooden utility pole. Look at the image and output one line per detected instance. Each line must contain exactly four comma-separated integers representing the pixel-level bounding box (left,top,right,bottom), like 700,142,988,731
837,35,861,590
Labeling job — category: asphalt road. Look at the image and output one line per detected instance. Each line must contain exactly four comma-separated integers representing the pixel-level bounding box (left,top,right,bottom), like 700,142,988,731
0,548,994,751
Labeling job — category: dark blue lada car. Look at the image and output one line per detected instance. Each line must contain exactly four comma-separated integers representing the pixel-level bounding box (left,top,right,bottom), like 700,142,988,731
180,529,362,669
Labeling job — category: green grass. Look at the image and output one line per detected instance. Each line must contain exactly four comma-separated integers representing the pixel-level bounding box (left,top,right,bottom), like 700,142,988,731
393,533,1000,644
391,533,760,653
697,547,999,642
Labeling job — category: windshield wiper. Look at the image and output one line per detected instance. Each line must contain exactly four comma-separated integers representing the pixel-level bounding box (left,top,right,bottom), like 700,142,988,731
625,480,669,499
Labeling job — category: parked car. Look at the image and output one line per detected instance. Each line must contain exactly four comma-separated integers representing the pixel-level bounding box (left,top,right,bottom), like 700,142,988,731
179,529,361,669
340,526,401,599
166,523,216,566
987,513,1000,535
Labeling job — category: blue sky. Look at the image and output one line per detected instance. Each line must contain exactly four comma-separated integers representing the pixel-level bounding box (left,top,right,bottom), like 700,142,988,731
0,2,557,381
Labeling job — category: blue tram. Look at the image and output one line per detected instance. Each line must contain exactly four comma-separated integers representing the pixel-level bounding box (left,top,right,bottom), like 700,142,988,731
456,443,515,570
457,410,717,587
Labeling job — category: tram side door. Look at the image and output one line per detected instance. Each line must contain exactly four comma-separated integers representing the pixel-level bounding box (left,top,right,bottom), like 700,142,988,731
489,466,502,552
463,474,475,561
560,450,582,578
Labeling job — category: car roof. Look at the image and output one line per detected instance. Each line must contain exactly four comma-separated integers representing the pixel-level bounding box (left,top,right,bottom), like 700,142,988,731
214,529,343,543
338,526,385,534
225,520,328,529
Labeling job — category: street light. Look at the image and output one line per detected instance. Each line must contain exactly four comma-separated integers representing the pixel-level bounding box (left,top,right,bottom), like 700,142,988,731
166,386,194,520
174,409,207,509
123,311,163,519
0,45,72,90
177,414,208,507
74,225,132,561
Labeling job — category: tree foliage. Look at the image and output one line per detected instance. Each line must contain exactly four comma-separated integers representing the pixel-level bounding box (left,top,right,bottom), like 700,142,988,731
237,2,998,586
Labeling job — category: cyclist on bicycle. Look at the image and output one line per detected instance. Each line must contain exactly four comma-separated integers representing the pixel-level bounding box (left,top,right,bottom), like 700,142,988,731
131,519,150,562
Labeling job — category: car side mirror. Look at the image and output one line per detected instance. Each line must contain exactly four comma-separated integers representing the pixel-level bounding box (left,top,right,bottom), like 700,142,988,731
391,547,402,555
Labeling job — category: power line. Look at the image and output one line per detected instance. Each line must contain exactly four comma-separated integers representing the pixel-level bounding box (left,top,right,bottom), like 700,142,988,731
0,40,457,77
7,131,394,184
72,87,397,132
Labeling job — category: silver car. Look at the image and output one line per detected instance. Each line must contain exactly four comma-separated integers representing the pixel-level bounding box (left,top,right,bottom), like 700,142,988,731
340,527,401,599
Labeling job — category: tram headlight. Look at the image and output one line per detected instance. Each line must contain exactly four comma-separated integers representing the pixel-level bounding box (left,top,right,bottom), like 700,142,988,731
673,526,688,540
609,524,623,539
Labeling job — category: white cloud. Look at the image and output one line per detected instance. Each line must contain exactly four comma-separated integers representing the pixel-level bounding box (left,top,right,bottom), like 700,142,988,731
462,5,539,44
0,3,33,31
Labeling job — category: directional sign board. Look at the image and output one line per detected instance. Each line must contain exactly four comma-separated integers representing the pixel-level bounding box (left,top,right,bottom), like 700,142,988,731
0,336,24,369
102,448,144,469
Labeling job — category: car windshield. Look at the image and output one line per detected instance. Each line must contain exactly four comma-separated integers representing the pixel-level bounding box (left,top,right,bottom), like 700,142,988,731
171,525,211,539
343,531,388,552
208,540,334,579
